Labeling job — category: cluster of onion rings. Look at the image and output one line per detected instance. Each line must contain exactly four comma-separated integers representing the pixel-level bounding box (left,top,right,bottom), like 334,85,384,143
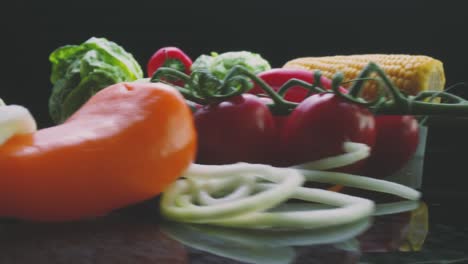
161,142,421,229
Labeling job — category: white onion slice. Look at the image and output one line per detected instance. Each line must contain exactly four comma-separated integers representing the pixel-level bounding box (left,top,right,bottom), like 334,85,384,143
293,142,370,170
160,141,422,230
0,105,37,145
299,170,421,200
161,163,304,222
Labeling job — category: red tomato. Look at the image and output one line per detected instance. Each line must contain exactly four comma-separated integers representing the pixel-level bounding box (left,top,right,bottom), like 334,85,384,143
257,96,289,133
279,93,376,170
194,94,277,165
363,115,419,178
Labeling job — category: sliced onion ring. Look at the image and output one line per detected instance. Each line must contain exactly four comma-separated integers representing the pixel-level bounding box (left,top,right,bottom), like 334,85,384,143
161,163,304,223
293,142,370,171
202,184,375,229
160,142,422,230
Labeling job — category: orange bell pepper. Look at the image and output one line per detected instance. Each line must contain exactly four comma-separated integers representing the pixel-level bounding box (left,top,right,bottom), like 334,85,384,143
0,82,197,221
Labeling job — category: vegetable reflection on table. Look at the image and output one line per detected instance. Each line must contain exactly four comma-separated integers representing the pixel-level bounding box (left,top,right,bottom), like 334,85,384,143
159,201,428,264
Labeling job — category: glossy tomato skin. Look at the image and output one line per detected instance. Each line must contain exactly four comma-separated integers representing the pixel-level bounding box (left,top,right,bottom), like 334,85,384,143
279,93,376,169
363,115,419,178
194,94,277,165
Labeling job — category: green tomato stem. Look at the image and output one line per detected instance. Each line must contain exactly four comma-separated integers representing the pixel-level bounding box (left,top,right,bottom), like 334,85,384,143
374,99,468,115
277,79,325,97
151,67,191,83
226,66,298,115
153,62,468,117
331,62,468,117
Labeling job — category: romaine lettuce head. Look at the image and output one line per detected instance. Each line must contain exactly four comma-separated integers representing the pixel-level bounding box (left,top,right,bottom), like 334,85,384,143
48,37,143,123
191,51,271,80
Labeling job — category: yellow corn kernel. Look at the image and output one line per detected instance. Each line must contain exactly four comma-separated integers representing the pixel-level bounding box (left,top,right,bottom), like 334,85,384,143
283,54,446,99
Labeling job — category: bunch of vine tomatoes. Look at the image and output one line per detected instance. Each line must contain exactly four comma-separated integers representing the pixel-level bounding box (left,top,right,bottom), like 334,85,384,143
147,47,420,178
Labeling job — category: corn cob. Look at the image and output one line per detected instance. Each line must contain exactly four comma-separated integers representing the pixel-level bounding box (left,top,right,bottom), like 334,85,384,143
283,54,446,99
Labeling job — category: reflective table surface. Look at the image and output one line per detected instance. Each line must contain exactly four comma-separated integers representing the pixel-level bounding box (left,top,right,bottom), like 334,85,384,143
0,192,466,264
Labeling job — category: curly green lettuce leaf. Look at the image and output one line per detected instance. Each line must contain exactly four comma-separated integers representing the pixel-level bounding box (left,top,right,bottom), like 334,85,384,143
191,51,271,80
48,37,143,123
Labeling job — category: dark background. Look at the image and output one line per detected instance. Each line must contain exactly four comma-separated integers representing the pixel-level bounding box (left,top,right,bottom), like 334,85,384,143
3,0,468,190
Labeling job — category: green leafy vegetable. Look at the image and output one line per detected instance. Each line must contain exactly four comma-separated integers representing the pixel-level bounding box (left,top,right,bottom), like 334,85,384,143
48,37,143,123
191,51,271,80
